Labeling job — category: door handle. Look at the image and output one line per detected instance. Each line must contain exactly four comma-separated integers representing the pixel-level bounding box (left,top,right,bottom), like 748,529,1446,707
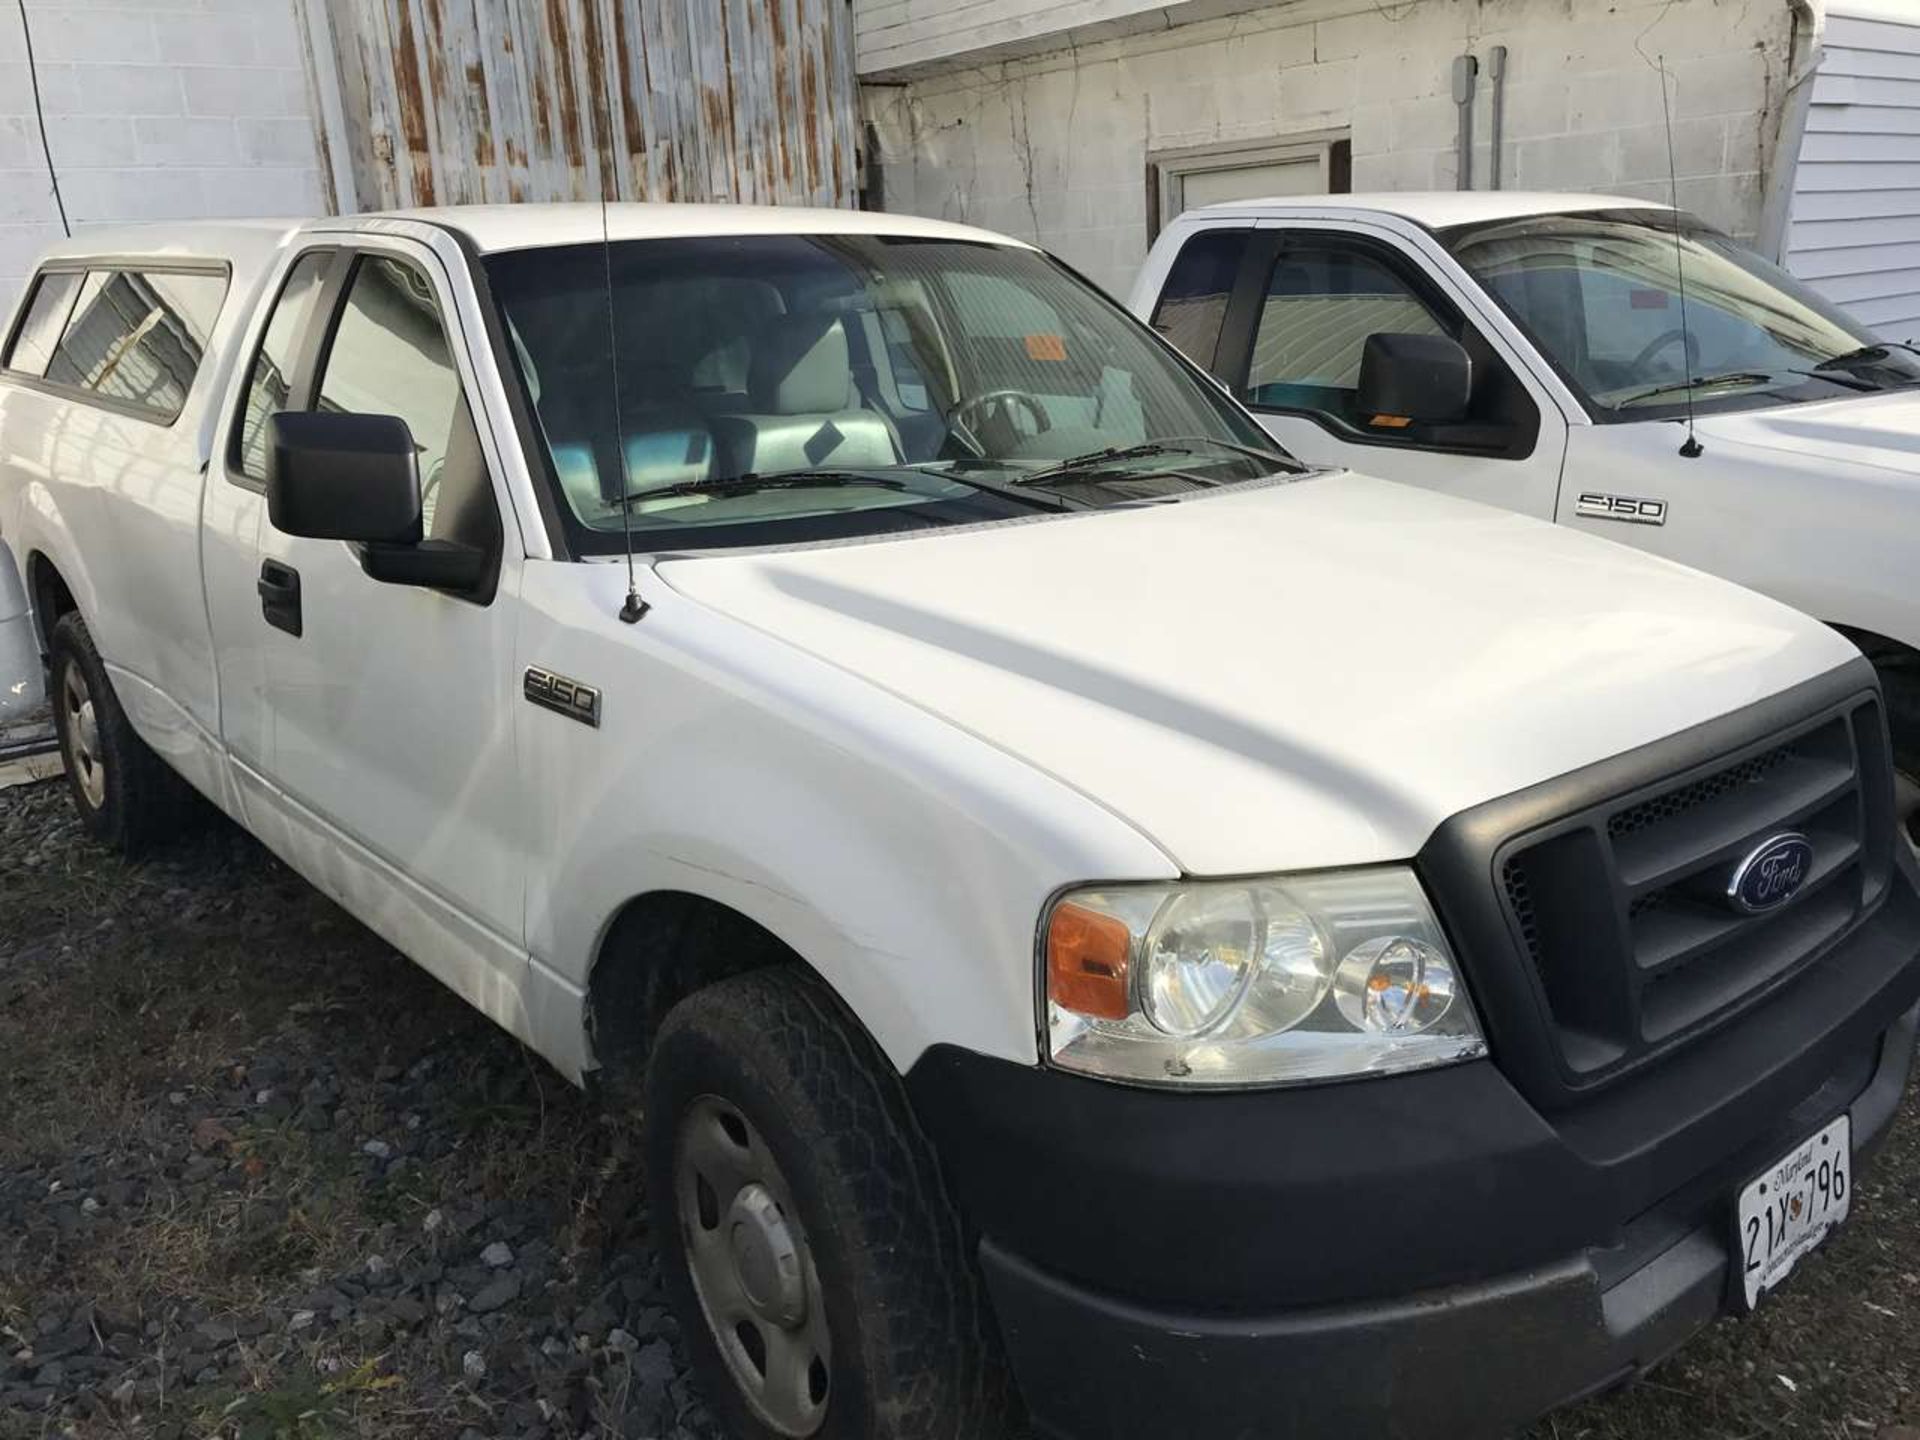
258,560,303,638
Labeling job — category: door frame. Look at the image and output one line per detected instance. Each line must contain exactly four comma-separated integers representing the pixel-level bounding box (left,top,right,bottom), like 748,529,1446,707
1208,215,1580,463
1146,130,1351,241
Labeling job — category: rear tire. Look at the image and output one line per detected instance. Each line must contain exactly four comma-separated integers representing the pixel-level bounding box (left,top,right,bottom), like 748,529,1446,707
48,612,192,855
644,967,1015,1440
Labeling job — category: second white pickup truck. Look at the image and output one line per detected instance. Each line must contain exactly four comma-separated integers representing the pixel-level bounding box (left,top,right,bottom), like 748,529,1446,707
2,203,1917,1440
1132,192,1920,828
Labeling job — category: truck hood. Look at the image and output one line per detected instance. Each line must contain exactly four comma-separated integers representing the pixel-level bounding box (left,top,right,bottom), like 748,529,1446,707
1693,388,1920,479
657,474,1856,875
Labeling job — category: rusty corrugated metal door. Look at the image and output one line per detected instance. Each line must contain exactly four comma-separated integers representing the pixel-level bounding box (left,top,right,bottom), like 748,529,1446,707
320,0,857,211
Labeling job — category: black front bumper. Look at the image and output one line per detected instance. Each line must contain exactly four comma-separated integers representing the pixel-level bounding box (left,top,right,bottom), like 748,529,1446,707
906,875,1920,1440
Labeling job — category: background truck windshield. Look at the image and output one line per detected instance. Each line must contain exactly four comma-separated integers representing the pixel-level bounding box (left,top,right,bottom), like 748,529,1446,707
1444,209,1920,421
487,234,1278,554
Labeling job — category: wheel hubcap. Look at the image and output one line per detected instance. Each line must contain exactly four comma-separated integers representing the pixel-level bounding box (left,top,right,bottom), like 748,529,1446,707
60,663,106,809
676,1097,831,1437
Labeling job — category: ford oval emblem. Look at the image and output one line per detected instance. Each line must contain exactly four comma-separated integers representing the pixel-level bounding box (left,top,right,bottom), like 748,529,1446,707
1726,832,1814,915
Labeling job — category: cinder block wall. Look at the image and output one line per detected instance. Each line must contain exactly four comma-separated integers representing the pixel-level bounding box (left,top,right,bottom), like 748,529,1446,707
869,0,1793,298
0,0,328,315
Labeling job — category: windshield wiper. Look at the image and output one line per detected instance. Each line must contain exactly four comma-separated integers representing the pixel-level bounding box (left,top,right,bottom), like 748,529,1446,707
622,471,911,505
1815,341,1920,378
623,466,1080,511
1612,371,1776,407
1019,435,1301,484
1608,367,1884,406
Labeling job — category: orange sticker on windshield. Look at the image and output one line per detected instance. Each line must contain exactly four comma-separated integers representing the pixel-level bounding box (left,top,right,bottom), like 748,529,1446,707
1025,332,1067,361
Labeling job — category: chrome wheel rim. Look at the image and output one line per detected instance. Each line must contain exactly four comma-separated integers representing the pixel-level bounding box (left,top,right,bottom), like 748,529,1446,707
675,1096,831,1437
60,662,106,810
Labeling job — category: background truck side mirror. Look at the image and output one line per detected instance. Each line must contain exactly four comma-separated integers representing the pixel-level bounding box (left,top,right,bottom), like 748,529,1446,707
267,411,423,544
1356,332,1473,426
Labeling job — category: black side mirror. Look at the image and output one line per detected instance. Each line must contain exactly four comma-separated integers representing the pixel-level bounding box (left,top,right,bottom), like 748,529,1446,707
266,411,488,593
267,411,423,543
359,538,489,591
1355,333,1473,427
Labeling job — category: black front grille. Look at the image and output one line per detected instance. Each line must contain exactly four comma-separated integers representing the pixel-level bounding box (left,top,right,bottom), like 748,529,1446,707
1495,695,1894,1085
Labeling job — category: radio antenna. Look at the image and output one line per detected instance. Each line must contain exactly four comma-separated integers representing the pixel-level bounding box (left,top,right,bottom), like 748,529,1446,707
1659,54,1704,459
596,58,647,623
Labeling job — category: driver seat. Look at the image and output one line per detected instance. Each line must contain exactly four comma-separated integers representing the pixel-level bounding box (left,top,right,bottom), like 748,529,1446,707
713,315,901,475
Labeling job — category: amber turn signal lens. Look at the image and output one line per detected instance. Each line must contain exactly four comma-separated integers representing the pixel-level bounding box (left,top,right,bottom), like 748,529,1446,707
1047,901,1132,1021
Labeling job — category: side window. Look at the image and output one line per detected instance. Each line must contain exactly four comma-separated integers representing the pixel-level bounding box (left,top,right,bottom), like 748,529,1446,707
1245,242,1447,421
314,255,498,551
4,272,85,378
1148,228,1250,373
44,269,227,421
236,251,334,483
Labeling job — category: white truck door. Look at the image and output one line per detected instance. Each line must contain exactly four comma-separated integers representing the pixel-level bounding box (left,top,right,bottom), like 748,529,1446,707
1145,218,1569,518
246,238,531,1008
204,246,339,792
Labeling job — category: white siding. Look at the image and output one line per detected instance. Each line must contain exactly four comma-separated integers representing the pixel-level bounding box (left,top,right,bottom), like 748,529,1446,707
0,1,328,318
1785,3,1920,338
856,0,1174,77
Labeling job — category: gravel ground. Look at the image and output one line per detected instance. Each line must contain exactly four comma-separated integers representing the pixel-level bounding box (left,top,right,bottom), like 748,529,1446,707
2,773,1918,1440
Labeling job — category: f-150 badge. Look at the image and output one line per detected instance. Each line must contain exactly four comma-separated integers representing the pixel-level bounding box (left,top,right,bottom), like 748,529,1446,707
524,667,601,727
1575,491,1668,526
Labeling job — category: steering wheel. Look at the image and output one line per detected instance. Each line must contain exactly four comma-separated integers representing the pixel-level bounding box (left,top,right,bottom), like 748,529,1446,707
1631,327,1701,374
951,388,1051,442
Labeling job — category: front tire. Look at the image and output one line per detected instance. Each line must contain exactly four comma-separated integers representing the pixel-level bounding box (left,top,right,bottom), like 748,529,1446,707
645,968,1014,1440
1868,653,1920,849
48,612,191,854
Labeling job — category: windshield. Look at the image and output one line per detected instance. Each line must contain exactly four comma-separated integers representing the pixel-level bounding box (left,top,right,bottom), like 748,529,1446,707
1443,209,1920,422
487,234,1286,554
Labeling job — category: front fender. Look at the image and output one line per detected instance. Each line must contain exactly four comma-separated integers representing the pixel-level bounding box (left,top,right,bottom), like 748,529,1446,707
517,561,1175,1076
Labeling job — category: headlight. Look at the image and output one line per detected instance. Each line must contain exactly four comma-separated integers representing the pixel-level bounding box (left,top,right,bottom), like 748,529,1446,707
1042,868,1486,1088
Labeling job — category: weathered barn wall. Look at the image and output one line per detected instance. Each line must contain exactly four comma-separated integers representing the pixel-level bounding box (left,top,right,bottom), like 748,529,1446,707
320,0,860,210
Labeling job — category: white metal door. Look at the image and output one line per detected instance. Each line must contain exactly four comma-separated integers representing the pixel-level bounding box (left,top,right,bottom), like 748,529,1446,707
1243,218,1568,519
250,237,531,1002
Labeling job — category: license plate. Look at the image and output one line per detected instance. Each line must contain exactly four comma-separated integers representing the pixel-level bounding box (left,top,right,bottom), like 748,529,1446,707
1736,1115,1851,1310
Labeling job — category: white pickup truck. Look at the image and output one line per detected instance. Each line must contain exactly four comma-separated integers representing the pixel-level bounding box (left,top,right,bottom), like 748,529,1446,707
1131,192,1920,825
2,204,1917,1440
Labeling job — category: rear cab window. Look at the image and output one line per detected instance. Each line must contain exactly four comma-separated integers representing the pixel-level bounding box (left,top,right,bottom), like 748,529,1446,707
2,264,229,423
4,272,85,378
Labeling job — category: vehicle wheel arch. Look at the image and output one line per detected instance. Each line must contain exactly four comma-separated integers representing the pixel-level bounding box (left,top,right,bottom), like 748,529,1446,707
1830,623,1920,671
584,888,882,1092
25,548,79,654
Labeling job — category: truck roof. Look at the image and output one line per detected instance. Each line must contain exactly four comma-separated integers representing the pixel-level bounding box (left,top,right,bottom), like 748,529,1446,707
340,202,1031,255
28,204,1027,273
1184,190,1669,229
36,217,302,268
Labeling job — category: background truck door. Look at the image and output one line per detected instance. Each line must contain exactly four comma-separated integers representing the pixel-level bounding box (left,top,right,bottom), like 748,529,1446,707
247,239,530,1015
1146,219,1568,519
